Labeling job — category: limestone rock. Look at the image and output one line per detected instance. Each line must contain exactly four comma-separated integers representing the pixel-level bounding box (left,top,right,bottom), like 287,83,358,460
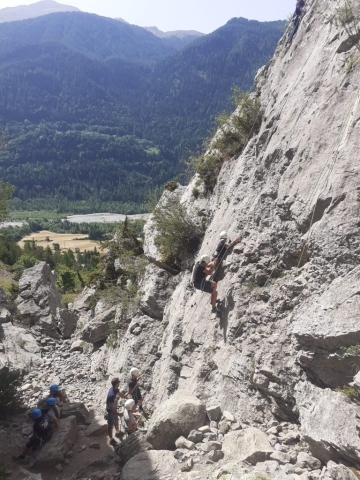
297,382,360,465
175,436,195,450
56,307,77,338
61,402,89,425
121,450,180,480
115,431,153,467
0,323,42,369
15,262,76,338
35,416,78,467
270,451,292,465
188,430,203,443
324,461,358,480
208,449,224,462
206,405,222,421
79,305,116,343
0,288,11,324
296,452,321,470
140,264,177,320
223,427,274,465
146,390,206,450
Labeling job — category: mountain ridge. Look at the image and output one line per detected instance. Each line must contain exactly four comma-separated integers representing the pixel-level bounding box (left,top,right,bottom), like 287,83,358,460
0,0,79,23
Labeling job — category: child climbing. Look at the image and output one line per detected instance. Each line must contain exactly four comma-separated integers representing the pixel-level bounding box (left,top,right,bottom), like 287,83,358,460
128,368,144,412
192,254,220,313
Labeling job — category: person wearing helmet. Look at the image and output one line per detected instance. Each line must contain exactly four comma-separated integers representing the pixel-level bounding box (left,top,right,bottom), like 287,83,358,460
13,409,52,461
49,384,64,410
212,231,242,267
106,377,124,445
128,367,143,412
192,254,219,313
45,397,60,429
124,399,142,433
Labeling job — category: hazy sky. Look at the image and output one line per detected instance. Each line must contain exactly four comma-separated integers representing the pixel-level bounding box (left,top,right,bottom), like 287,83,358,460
1,0,292,33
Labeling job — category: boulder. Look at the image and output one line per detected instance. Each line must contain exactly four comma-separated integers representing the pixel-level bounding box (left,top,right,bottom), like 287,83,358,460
208,450,225,462
115,431,153,467
85,417,108,436
297,382,360,465
175,436,195,450
146,390,206,450
223,427,274,465
0,288,11,324
188,430,203,443
121,450,180,480
0,323,42,369
296,452,321,470
61,402,89,425
206,405,222,421
270,451,292,465
70,339,87,352
324,461,358,480
35,415,78,467
79,305,116,343
56,307,77,338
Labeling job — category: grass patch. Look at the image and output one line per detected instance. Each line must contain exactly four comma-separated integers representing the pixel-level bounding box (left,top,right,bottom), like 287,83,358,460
61,292,78,308
335,385,358,401
340,344,360,356
350,468,360,480
0,279,18,300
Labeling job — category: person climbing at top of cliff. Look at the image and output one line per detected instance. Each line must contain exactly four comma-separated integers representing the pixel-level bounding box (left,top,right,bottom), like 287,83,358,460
128,367,144,412
286,0,306,46
212,231,242,268
192,255,220,313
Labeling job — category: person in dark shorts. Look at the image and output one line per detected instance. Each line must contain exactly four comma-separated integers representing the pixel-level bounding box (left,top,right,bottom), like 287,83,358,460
212,231,241,267
128,368,143,412
13,409,52,461
106,377,125,445
192,255,219,313
287,0,306,46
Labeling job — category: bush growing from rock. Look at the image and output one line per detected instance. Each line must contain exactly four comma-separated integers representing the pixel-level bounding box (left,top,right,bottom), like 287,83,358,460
0,366,24,418
0,462,11,480
153,197,205,266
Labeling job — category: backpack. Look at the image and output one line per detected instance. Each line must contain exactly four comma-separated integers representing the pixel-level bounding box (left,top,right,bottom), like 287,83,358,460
37,415,53,444
191,262,200,286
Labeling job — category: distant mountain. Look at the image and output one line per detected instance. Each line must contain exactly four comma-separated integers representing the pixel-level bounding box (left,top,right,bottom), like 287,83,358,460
0,0,79,23
0,13,285,213
145,26,203,39
0,12,176,63
145,26,204,49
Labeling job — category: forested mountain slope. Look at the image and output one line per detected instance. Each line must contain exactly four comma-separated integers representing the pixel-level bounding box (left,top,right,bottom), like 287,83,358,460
0,13,285,213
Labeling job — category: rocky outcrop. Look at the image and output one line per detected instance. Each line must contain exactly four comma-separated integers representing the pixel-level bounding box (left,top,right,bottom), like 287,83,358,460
60,402,89,425
35,415,78,467
0,323,42,369
146,390,206,450
79,303,116,344
297,382,360,465
0,287,11,324
324,461,358,480
16,262,77,338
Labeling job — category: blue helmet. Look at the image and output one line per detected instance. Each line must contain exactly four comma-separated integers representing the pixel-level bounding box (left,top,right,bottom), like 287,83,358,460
30,409,42,419
50,384,59,392
46,397,56,407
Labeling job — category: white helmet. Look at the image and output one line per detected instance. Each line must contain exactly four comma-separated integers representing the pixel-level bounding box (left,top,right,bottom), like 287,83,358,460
201,255,211,263
219,231,227,239
125,399,135,410
130,367,140,377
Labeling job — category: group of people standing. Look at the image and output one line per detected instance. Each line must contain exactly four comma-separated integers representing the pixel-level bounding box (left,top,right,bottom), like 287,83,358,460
106,367,143,445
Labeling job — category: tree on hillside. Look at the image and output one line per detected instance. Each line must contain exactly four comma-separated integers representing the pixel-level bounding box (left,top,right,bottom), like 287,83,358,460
0,181,13,223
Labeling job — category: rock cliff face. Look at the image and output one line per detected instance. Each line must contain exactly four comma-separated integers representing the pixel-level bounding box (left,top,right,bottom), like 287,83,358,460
91,0,360,469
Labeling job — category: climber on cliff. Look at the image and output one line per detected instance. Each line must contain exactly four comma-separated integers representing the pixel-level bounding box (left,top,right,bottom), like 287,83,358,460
286,0,306,46
212,231,242,268
128,367,144,412
192,255,220,313
123,399,142,434
49,384,64,410
13,409,53,462
106,377,125,445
